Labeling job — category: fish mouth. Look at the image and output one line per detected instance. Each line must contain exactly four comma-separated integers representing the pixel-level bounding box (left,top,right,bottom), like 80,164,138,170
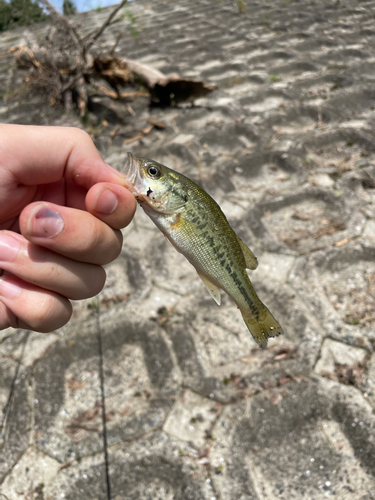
121,152,138,189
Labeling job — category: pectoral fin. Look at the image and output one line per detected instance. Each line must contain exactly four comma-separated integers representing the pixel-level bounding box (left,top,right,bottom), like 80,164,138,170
198,272,221,305
237,236,258,270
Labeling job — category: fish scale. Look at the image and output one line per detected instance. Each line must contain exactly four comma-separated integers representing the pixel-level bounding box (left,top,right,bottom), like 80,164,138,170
121,153,283,348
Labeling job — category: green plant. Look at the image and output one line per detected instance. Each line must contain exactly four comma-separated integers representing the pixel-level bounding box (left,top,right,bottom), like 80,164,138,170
0,0,48,31
63,0,77,16
269,74,281,82
235,0,246,13
121,8,137,40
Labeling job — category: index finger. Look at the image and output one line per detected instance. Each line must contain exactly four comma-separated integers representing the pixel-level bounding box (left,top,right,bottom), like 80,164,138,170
0,124,125,190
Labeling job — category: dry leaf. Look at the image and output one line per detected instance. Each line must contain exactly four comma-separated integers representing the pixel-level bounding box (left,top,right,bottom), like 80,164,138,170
66,377,85,391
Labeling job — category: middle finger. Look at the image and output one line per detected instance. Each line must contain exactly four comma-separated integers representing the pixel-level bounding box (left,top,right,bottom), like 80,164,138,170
19,202,123,265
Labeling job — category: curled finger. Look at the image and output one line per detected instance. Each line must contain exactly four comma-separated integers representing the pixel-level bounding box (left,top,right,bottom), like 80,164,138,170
19,202,123,265
0,275,72,333
0,231,106,300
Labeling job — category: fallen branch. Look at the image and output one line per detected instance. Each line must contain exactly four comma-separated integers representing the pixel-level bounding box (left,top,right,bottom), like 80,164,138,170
124,57,216,105
94,55,216,105
93,83,119,99
11,1,215,117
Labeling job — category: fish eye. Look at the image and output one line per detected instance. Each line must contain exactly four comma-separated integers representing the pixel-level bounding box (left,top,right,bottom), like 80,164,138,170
147,165,161,178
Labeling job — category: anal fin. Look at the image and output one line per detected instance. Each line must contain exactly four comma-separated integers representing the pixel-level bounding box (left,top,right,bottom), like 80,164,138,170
237,236,258,270
198,272,221,305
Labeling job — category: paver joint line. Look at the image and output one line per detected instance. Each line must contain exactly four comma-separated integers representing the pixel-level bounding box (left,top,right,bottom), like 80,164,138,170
0,331,30,443
96,299,111,500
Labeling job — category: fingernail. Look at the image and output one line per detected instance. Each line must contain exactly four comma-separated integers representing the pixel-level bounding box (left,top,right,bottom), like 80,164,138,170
0,234,20,262
93,188,118,215
29,207,64,238
0,278,21,299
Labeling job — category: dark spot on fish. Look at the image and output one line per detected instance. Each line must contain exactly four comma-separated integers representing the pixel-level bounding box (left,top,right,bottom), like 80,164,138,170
147,188,153,197
225,263,258,316
206,235,215,247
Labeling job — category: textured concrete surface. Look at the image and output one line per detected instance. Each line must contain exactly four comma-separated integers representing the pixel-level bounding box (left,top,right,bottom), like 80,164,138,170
1,0,375,498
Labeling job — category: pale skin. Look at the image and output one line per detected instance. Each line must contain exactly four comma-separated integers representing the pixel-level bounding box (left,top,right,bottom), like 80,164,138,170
0,124,136,332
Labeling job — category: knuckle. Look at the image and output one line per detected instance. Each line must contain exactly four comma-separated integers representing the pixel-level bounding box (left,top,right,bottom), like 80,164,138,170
82,219,121,264
89,267,106,296
71,127,91,143
102,230,122,264
72,266,106,300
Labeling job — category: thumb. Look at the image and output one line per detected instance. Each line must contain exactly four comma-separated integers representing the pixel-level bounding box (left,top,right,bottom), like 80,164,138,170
0,124,125,190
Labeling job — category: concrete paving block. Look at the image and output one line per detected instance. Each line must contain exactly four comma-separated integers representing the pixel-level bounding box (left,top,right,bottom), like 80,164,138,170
254,252,296,283
210,377,375,499
109,433,216,500
0,357,17,431
42,454,107,500
290,244,375,350
362,219,375,241
100,320,179,446
314,338,368,375
0,329,29,359
0,447,60,500
163,389,219,448
0,364,31,482
33,320,104,463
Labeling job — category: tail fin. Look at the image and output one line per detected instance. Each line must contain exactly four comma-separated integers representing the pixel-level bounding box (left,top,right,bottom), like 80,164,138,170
241,306,283,349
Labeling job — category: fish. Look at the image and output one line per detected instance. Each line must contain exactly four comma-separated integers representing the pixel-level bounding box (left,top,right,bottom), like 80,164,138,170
121,153,283,348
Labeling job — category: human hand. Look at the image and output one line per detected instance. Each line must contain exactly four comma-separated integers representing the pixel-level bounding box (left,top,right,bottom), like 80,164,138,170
0,125,136,332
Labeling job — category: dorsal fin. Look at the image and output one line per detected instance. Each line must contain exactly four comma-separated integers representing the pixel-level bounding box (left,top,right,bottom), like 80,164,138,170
237,236,258,270
197,272,221,305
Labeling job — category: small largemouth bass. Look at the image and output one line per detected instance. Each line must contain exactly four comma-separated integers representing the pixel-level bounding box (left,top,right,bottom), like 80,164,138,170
122,153,283,348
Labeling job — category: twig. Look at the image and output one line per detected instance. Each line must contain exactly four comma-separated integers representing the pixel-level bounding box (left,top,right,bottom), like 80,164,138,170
124,124,153,144
94,83,119,99
110,32,123,56
61,73,85,94
38,0,83,54
147,117,166,128
126,104,136,116
76,75,88,116
84,0,128,52
120,90,149,99
359,315,375,324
